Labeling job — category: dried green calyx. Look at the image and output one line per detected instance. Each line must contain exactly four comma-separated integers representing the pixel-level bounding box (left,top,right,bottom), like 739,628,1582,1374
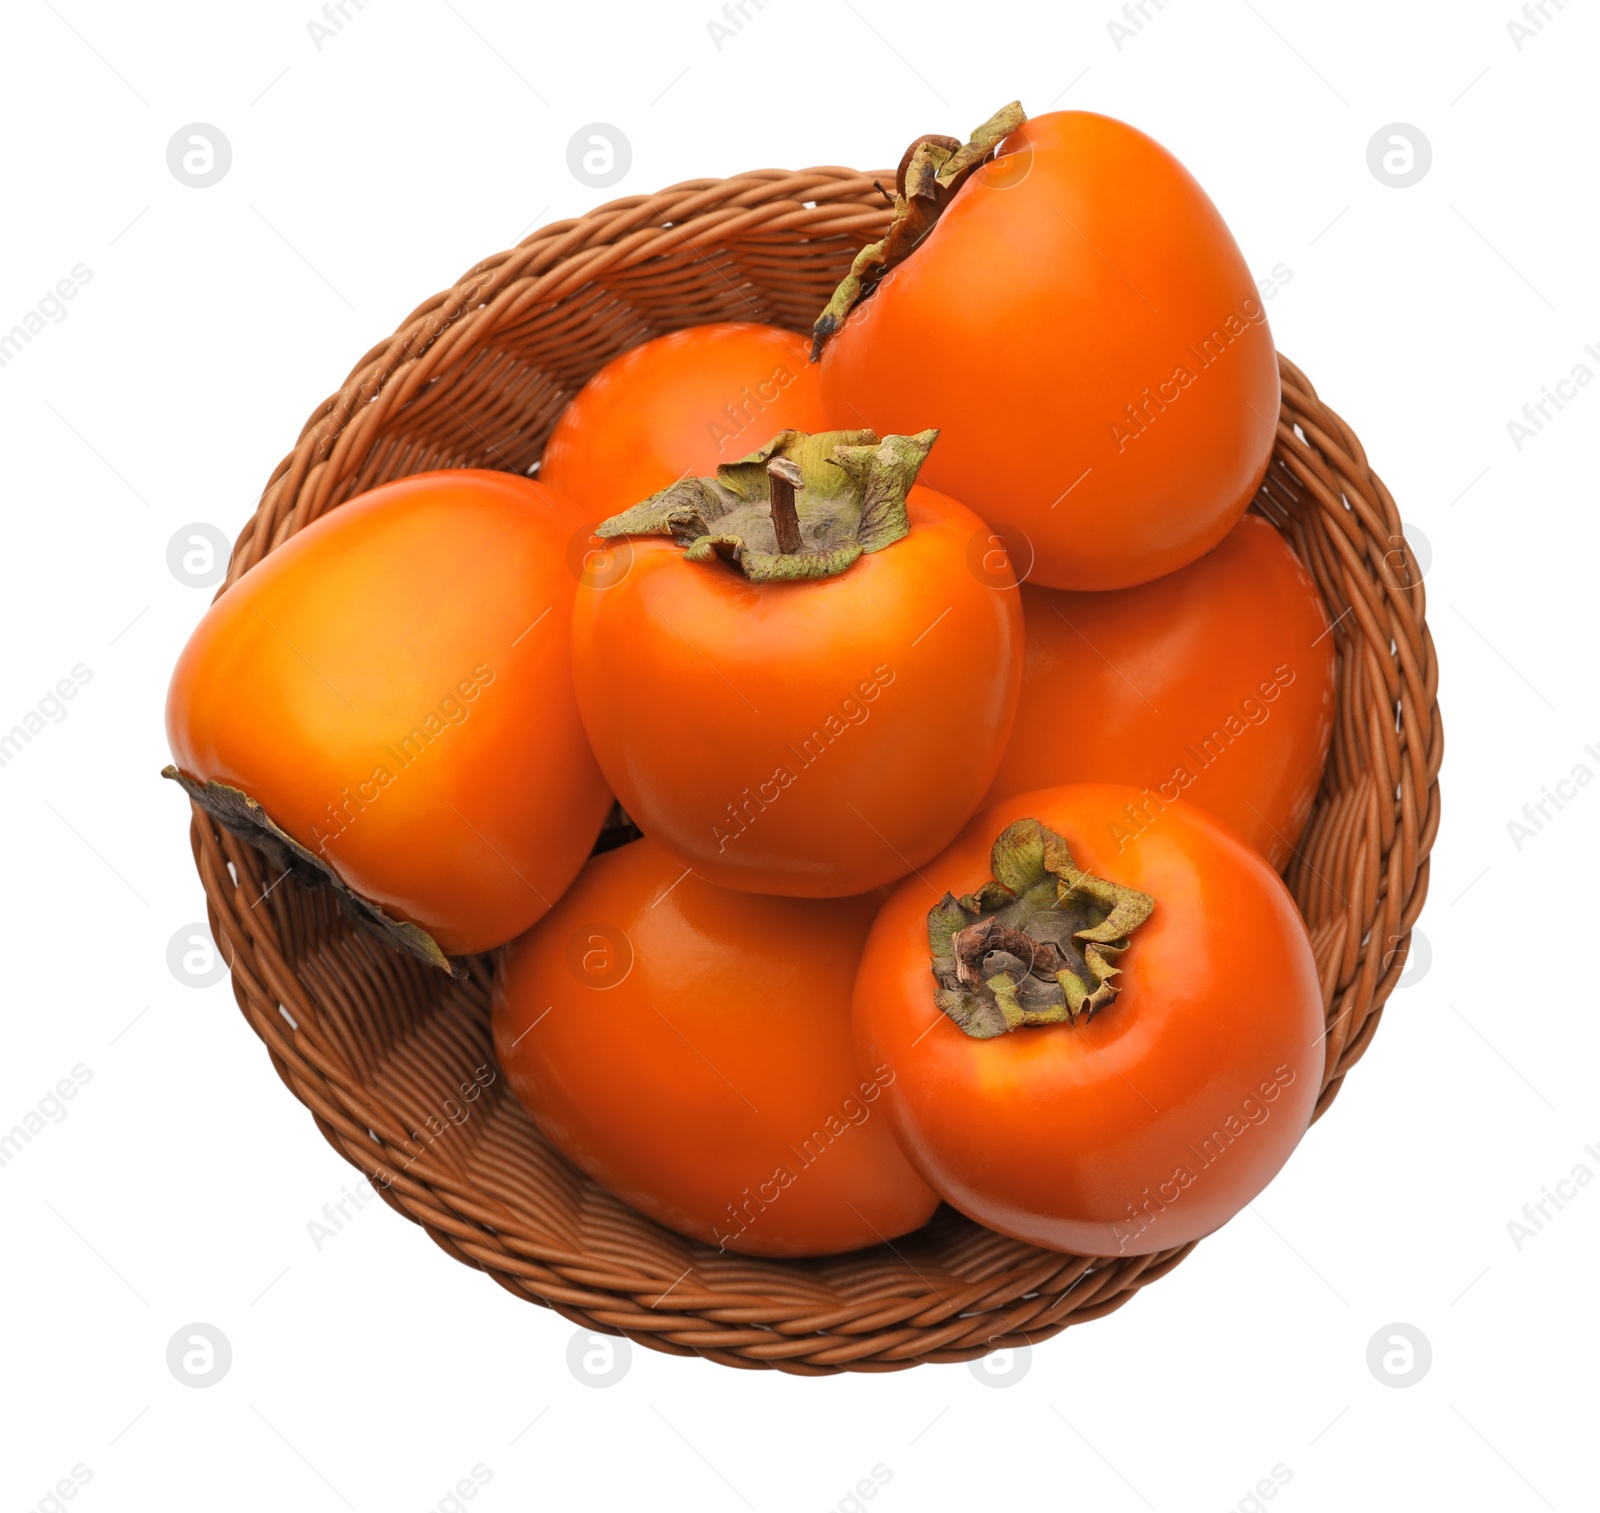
595,427,939,583
929,818,1155,1039
811,101,1027,360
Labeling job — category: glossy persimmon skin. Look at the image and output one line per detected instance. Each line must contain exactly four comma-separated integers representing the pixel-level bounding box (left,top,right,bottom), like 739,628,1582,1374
570,487,1024,897
819,111,1280,591
492,837,940,1257
853,784,1324,1257
985,516,1334,870
538,323,831,521
165,470,612,956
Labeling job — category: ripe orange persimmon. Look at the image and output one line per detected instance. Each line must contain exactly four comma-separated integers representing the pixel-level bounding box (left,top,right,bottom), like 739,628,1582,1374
538,322,830,521
492,836,939,1256
815,105,1280,591
985,516,1335,869
570,428,1024,897
853,784,1324,1256
165,470,612,965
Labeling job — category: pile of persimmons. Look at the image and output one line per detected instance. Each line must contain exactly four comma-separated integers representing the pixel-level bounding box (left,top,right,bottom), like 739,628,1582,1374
166,105,1334,1261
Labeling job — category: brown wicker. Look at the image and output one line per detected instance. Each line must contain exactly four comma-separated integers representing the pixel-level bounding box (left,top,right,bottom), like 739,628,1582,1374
183,167,1442,1374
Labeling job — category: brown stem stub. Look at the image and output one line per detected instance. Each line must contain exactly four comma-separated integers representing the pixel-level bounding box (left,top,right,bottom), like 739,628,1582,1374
894,133,962,197
952,919,1070,988
767,456,804,555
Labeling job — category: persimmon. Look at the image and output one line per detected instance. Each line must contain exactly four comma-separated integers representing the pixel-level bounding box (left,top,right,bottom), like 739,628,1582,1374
815,105,1280,591
853,784,1324,1256
165,470,612,966
570,428,1024,897
985,516,1335,869
492,836,939,1256
537,322,830,521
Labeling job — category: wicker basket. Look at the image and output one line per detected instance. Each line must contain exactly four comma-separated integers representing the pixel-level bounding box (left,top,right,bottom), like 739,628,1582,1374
185,167,1442,1374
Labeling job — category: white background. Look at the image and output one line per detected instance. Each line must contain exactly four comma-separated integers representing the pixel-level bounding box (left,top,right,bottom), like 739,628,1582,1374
1,1,1594,1508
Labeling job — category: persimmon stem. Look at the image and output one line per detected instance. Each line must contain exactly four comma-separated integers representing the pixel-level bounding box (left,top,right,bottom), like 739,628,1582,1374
767,457,804,555
894,133,962,197
952,919,1069,989
927,818,1156,1039
594,428,938,582
811,103,1025,360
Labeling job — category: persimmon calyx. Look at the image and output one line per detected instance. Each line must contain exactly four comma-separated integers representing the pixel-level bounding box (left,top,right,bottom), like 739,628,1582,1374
927,818,1154,1039
161,765,465,978
811,100,1027,360
594,427,939,583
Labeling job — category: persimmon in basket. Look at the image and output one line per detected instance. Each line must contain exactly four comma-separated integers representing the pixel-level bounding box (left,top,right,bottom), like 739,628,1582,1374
538,322,830,521
986,515,1336,869
570,427,1024,897
853,784,1324,1256
164,470,611,966
493,835,939,1256
815,104,1280,592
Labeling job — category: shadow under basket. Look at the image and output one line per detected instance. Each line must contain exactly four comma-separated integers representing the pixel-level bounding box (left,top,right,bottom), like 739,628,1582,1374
184,167,1442,1375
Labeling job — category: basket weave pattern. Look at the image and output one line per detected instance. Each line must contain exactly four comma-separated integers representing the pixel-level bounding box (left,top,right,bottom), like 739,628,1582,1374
187,169,1442,1373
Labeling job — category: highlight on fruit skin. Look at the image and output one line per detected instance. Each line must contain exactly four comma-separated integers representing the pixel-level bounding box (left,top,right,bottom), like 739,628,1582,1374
164,469,612,968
